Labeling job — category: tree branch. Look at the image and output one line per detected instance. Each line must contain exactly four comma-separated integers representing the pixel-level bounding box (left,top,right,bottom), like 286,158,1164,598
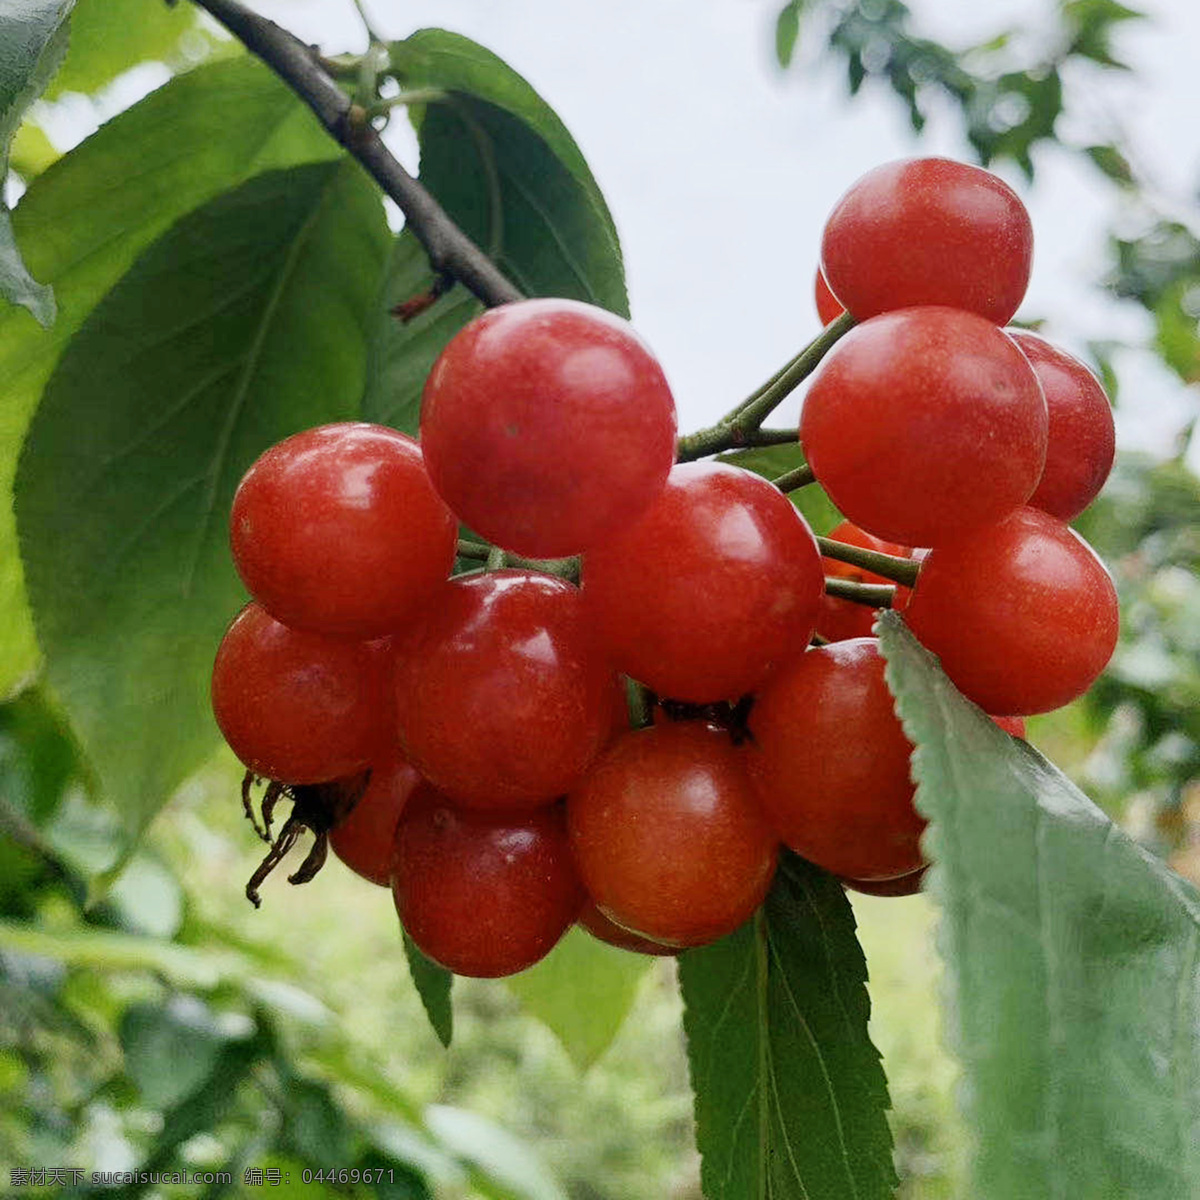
188,0,522,309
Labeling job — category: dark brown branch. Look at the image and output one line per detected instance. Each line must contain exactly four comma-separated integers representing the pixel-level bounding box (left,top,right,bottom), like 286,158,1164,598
188,0,522,309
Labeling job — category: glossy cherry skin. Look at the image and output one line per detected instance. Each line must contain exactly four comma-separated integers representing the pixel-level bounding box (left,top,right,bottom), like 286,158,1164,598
745,639,925,881
821,157,1033,324
568,722,778,948
393,570,616,808
329,752,422,886
904,507,1119,715
992,715,1027,738
578,902,678,956
800,306,1048,546
211,603,390,784
1008,330,1115,520
815,267,845,325
393,790,585,978
842,867,927,898
231,423,457,638
582,463,824,702
420,298,677,557
816,520,910,642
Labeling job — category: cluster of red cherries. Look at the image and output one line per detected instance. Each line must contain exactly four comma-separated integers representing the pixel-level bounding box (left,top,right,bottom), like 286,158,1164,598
211,156,1119,977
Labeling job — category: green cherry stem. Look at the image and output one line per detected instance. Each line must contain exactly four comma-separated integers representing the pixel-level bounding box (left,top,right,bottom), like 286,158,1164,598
676,312,854,461
771,463,815,493
456,539,580,581
816,536,920,588
457,538,490,559
823,577,896,607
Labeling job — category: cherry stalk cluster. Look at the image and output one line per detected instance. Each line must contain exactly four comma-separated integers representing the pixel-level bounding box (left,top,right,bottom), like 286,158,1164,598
211,156,1119,976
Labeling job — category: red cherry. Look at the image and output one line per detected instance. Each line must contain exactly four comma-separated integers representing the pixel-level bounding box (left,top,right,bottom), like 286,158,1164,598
230,423,456,638
582,462,824,702
842,867,927,898
211,603,390,784
821,156,1033,324
568,722,778,948
578,902,678,956
816,520,910,642
420,298,677,557
1008,330,1116,520
745,638,925,881
394,570,616,808
814,267,845,326
799,306,1048,546
904,507,1119,715
329,752,422,886
393,790,584,978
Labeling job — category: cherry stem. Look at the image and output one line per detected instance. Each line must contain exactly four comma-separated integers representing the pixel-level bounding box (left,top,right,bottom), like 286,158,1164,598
816,536,920,587
771,464,815,493
457,538,580,581
485,545,506,571
823,577,896,607
676,312,854,461
186,0,522,308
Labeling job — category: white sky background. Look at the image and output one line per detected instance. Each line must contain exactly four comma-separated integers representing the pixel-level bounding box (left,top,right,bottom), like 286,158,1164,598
40,0,1200,466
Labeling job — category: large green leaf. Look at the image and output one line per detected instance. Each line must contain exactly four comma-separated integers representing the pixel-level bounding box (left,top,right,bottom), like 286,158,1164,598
0,55,335,698
679,854,897,1200
878,612,1200,1199
47,0,203,98
505,925,652,1071
0,0,74,327
362,29,627,428
15,159,388,845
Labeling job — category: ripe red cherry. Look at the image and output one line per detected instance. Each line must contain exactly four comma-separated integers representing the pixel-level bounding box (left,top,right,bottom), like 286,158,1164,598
230,423,456,637
821,157,1033,324
393,790,584,978
814,268,845,325
816,521,910,642
904,507,1119,715
578,902,677,956
1008,330,1115,520
394,570,616,808
582,462,824,702
745,638,925,881
420,298,677,557
799,306,1048,546
211,603,390,783
992,715,1026,738
568,722,778,947
329,753,422,886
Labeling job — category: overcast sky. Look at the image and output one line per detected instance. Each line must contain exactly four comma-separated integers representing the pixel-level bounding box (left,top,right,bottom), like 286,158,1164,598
43,0,1200,466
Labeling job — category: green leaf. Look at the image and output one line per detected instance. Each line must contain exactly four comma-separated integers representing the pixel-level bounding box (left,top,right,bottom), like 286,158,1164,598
47,0,204,99
775,1,803,67
15,159,388,846
878,612,1200,1199
0,0,74,327
403,930,453,1047
119,995,227,1110
360,231,481,432
0,56,335,698
397,28,624,309
679,855,897,1200
1084,142,1135,186
505,925,651,1070
280,1078,352,1165
363,30,627,427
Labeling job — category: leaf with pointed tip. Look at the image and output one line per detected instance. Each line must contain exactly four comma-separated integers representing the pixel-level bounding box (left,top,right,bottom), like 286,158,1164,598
403,930,453,1048
0,55,335,698
775,1,803,67
505,925,651,1070
15,159,388,847
679,854,896,1200
878,612,1200,1199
